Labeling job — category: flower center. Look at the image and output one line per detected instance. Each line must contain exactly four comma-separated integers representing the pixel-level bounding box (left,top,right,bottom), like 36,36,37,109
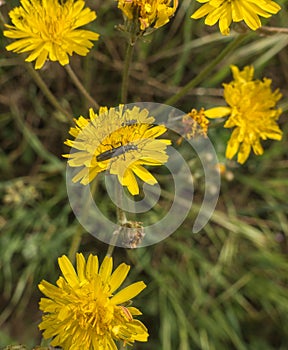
64,280,115,335
40,10,67,43
75,298,114,334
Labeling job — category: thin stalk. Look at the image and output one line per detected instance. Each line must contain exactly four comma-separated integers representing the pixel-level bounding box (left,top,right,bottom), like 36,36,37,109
65,64,99,109
106,184,127,258
0,11,6,30
116,183,128,225
68,225,85,264
25,63,72,120
164,34,248,106
121,42,135,103
106,229,120,258
68,179,99,263
258,26,288,34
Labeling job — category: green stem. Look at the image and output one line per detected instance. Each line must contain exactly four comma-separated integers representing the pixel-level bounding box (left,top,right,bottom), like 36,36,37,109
0,11,6,30
106,231,119,258
164,34,248,106
68,225,84,264
116,179,128,225
68,179,99,263
106,184,127,258
65,64,99,109
121,42,135,104
25,63,71,120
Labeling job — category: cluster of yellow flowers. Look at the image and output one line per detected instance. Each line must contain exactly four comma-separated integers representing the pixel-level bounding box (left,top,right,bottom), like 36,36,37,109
2,0,285,349
3,0,282,68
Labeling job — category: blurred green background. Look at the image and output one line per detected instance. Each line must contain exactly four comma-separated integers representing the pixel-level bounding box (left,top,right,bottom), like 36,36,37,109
1,0,288,349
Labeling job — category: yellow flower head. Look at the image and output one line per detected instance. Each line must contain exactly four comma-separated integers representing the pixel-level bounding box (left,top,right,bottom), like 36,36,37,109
191,0,281,35
117,0,178,33
38,253,148,349
63,105,171,195
205,65,283,164
4,0,100,69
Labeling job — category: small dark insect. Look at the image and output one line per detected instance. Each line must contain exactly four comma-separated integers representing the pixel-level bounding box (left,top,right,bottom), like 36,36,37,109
121,119,138,127
96,143,138,162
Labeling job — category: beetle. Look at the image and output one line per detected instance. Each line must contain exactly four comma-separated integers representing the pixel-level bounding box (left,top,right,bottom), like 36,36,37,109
96,143,138,162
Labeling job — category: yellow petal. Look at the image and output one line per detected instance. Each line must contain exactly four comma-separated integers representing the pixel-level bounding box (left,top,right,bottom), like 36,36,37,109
132,164,157,185
128,306,143,316
86,254,99,280
111,281,146,305
205,107,231,119
121,169,140,196
99,256,113,284
76,253,86,282
191,3,213,19
236,142,251,164
58,255,79,288
109,263,130,293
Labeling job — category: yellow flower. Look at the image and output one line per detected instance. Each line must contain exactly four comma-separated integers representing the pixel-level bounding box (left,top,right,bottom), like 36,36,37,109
38,253,148,350
4,0,99,69
63,105,171,195
191,0,281,35
117,0,178,32
205,65,282,164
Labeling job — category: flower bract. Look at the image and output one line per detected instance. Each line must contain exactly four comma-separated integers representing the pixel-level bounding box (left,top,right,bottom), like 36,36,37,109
63,105,171,195
38,253,148,350
191,0,281,35
4,0,99,69
205,65,283,164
